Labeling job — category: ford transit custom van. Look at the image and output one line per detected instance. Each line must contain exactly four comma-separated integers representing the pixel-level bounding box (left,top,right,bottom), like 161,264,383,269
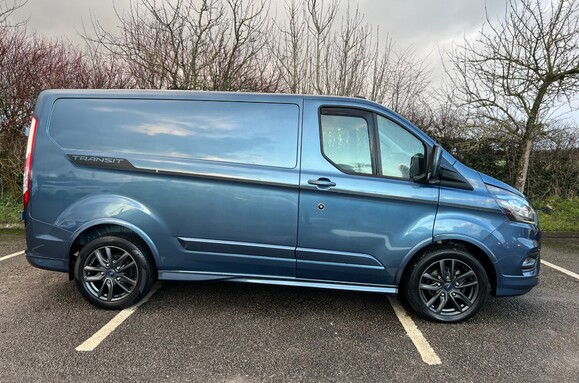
23,90,540,322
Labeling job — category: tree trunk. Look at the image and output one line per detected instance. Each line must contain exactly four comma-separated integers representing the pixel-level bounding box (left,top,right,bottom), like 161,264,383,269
515,136,533,192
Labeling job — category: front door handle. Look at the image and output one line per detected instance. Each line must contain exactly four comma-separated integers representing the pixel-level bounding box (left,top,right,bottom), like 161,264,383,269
308,178,336,188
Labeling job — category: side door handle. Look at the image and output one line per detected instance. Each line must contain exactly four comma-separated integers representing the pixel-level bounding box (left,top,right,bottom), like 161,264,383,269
308,178,336,189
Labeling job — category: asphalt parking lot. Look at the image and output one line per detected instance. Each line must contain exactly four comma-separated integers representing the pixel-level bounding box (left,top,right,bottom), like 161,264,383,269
1,229,578,383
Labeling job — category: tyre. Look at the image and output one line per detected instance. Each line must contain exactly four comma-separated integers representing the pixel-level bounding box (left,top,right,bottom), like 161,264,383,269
403,247,490,323
74,235,155,309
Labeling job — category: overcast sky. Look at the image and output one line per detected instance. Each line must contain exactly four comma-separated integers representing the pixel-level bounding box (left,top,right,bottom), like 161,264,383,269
8,0,578,123
11,0,508,45
9,0,508,80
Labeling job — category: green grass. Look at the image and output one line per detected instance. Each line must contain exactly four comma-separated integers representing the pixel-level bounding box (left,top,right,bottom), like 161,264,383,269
0,195,21,224
534,197,579,232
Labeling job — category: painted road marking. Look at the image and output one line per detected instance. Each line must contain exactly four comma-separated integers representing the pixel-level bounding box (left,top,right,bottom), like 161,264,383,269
76,283,161,351
542,260,579,280
388,296,442,365
0,250,24,262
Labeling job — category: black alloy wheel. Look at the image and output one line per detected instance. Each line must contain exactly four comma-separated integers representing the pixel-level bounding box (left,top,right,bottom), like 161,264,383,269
74,235,154,309
403,247,490,323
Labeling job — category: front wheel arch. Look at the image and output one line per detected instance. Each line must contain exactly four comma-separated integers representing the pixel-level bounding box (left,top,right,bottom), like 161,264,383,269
398,240,497,296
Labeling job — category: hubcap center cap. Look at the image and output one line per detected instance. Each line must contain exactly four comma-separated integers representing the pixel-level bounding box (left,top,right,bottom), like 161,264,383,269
107,269,117,278
443,282,453,292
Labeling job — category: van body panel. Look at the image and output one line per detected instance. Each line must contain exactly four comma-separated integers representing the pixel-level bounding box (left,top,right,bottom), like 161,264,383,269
26,253,69,272
25,217,71,272
296,99,439,285
48,98,301,168
434,160,508,254
434,193,505,257
434,160,540,296
28,92,303,278
478,172,523,196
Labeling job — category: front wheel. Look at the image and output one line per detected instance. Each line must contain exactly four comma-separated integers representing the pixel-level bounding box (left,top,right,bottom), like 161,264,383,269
403,247,490,323
74,235,155,309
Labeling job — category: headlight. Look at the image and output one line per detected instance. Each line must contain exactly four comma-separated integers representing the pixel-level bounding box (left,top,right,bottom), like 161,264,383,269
487,185,536,224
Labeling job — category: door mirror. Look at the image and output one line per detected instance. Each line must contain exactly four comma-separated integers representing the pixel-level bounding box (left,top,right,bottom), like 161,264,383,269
411,144,442,183
427,144,443,181
409,153,425,179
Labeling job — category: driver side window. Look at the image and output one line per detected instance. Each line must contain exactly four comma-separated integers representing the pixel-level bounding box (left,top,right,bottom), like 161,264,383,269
320,113,373,175
377,115,425,179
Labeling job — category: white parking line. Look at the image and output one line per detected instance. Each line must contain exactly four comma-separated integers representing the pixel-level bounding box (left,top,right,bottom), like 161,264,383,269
387,296,442,365
542,260,579,280
76,283,161,351
0,250,24,261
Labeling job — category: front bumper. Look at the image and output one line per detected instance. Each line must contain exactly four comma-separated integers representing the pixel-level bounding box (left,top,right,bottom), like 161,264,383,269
494,248,540,296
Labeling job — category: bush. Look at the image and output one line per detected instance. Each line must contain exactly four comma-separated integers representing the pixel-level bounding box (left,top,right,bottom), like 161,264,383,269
0,194,20,224
534,197,579,232
0,25,132,201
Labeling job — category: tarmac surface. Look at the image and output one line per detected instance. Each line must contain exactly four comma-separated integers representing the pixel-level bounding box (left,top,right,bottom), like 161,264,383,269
1,230,578,383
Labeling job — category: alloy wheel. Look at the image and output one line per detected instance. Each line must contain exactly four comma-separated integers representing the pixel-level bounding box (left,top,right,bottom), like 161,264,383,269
418,258,480,317
81,245,139,303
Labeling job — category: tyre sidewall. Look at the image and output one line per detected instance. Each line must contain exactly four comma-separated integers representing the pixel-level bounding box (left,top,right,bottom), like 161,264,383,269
74,235,154,310
405,248,490,323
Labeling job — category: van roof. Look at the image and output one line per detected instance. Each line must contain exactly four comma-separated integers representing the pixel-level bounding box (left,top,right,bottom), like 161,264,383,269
37,89,384,109
34,89,434,144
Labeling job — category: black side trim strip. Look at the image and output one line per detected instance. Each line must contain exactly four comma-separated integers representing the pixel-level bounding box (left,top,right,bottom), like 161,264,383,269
67,154,137,171
66,154,299,189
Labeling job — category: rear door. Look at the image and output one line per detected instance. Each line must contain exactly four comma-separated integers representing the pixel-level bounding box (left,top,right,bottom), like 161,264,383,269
297,100,439,285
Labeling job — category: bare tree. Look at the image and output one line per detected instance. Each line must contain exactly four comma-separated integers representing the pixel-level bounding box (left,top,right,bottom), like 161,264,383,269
331,4,371,96
271,1,309,93
207,0,274,90
0,0,26,26
87,0,276,91
448,0,579,192
82,43,136,89
271,0,430,115
411,89,470,147
370,44,430,118
306,0,339,94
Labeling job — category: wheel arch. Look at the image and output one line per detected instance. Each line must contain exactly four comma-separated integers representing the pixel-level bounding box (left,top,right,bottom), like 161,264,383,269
396,237,497,295
67,219,160,279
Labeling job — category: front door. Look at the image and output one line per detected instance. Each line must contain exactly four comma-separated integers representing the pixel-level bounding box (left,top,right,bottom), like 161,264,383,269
297,101,439,286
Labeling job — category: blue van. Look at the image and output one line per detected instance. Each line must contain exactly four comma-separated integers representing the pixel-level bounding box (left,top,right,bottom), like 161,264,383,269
23,90,540,322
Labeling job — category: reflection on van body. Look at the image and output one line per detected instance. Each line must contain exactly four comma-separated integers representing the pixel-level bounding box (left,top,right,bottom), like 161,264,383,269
50,99,299,168
24,90,540,323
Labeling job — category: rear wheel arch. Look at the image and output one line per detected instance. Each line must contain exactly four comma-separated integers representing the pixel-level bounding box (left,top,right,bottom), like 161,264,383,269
68,222,159,277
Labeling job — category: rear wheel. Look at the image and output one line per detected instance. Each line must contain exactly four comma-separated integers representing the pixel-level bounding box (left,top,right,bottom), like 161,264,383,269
403,247,490,323
74,235,154,309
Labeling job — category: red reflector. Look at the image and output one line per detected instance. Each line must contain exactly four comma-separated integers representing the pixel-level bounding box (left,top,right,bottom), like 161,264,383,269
23,116,38,209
